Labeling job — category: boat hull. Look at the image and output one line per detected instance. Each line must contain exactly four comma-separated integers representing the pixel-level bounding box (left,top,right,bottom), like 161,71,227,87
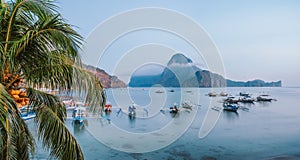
73,117,87,125
257,97,272,102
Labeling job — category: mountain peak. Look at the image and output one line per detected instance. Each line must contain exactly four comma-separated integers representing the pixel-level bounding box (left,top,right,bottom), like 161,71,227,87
167,53,193,66
128,53,281,88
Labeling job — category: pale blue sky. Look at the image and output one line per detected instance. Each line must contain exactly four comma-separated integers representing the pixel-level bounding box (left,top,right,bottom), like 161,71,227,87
59,0,300,86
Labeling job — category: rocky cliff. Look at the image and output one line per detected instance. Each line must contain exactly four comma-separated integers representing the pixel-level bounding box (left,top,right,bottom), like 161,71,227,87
85,65,126,88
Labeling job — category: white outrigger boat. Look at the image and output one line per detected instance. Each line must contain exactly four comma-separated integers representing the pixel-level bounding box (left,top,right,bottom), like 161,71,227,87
128,105,136,118
256,94,273,102
72,106,87,125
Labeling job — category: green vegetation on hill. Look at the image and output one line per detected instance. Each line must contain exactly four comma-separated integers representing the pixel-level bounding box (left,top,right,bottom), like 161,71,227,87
129,53,281,87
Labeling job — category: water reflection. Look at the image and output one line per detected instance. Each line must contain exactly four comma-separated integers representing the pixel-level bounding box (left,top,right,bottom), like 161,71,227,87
73,123,86,135
256,101,272,107
104,110,112,115
128,114,136,128
239,106,250,112
170,111,179,118
241,102,255,108
104,110,112,124
101,111,111,125
222,110,239,122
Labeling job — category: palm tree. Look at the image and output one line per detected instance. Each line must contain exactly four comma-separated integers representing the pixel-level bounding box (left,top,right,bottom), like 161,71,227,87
0,0,105,159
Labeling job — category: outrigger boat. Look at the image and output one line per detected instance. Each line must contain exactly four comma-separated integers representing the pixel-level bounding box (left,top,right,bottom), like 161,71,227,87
104,102,112,112
223,102,239,112
239,92,250,97
225,96,240,103
169,103,179,114
155,90,164,93
128,105,136,118
239,95,255,103
256,95,273,102
208,92,217,97
219,92,228,97
72,106,87,125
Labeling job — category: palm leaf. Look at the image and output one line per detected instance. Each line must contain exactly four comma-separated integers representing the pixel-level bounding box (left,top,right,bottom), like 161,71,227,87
27,88,66,121
33,101,84,159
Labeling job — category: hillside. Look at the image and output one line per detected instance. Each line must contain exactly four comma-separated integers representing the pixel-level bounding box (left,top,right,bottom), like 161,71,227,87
85,65,126,88
129,53,281,87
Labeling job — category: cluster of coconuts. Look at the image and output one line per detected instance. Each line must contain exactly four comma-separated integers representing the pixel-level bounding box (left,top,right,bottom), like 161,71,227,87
3,70,29,108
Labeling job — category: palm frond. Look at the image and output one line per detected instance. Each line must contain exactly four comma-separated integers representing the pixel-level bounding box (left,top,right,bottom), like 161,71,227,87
5,2,82,73
0,84,12,134
27,88,66,121
10,115,35,160
34,103,84,160
21,51,105,115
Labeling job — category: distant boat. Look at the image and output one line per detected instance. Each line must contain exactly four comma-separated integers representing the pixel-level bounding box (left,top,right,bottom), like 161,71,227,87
66,101,85,111
225,96,240,103
239,95,255,103
239,92,250,97
104,102,112,112
72,107,87,125
169,103,179,114
155,90,164,93
62,98,73,105
62,98,76,110
66,105,76,111
169,89,175,92
128,105,136,118
223,102,239,112
169,106,179,114
256,95,273,102
219,92,228,97
208,92,217,97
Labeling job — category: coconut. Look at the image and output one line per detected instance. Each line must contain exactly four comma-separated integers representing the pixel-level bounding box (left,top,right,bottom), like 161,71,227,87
15,90,21,95
12,94,19,100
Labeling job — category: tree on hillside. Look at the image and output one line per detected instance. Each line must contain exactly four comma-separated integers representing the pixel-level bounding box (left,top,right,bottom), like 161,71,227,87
0,0,105,159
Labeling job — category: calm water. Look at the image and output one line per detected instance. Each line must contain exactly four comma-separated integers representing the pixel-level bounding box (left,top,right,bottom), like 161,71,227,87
30,87,300,160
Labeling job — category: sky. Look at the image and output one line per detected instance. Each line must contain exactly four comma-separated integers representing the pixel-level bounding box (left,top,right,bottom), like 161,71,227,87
58,0,300,86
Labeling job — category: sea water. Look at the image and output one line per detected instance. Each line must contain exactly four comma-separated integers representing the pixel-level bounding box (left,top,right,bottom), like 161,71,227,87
30,87,300,160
